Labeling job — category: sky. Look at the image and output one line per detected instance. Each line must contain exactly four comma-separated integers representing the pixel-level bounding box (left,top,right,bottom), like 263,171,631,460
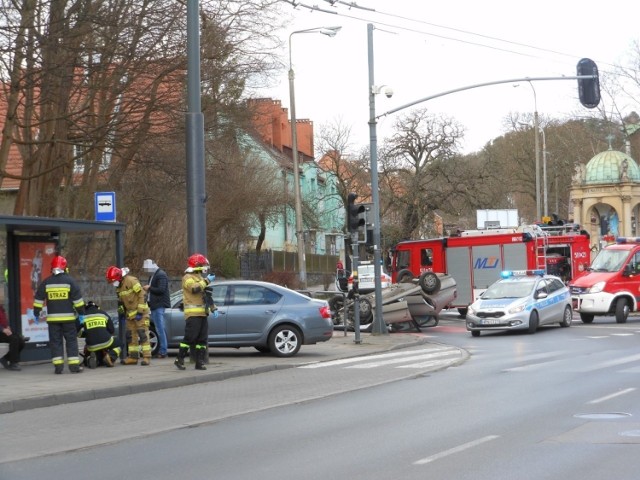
263,0,640,155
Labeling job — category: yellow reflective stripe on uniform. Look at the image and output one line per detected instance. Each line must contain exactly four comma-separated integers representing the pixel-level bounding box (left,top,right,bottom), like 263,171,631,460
87,338,114,351
73,299,85,308
184,304,206,315
33,300,44,308
46,314,77,322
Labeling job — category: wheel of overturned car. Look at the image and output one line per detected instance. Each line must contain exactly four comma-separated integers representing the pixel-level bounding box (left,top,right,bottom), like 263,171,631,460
397,269,414,283
358,297,373,324
268,324,302,357
559,306,573,327
418,272,440,294
527,311,539,334
328,295,346,325
580,313,594,324
615,297,629,324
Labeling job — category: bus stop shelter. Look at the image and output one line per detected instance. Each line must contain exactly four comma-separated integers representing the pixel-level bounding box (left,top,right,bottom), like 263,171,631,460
0,215,125,362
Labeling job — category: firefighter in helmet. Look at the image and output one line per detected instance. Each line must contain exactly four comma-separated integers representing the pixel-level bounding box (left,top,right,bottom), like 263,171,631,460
77,301,122,368
175,253,217,371
33,255,86,374
105,266,152,365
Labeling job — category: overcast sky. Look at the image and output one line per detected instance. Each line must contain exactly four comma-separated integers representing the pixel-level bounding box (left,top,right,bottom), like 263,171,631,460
262,0,640,155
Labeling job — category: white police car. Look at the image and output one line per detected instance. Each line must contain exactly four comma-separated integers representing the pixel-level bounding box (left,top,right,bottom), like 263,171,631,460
466,270,573,337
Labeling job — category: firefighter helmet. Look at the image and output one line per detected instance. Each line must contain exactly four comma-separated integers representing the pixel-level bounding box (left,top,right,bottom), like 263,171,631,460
187,253,209,271
105,266,123,283
51,255,67,274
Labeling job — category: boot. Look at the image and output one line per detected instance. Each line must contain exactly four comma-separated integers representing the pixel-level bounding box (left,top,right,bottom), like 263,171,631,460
174,346,189,371
123,356,139,365
103,351,114,367
195,348,207,370
88,352,97,369
54,364,64,374
140,357,151,366
69,364,83,374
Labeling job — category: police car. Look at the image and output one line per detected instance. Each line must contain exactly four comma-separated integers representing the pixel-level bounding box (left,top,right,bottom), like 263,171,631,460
465,270,573,337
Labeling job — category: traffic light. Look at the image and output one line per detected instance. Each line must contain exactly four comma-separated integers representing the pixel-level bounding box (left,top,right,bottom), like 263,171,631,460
347,192,366,234
577,58,600,109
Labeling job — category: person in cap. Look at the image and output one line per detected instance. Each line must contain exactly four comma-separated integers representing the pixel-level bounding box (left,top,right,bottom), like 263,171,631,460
142,259,170,358
33,255,86,374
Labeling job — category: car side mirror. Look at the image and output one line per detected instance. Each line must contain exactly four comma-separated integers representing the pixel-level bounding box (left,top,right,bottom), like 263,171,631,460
536,291,548,299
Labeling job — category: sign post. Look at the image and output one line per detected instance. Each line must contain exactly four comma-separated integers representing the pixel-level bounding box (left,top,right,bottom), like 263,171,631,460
95,192,116,222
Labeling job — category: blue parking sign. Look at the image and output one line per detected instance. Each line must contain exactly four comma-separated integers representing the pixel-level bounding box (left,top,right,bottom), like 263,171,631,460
95,192,116,222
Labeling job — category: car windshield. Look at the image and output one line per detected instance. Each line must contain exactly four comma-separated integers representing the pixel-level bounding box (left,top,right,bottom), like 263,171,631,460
482,279,536,299
590,249,629,272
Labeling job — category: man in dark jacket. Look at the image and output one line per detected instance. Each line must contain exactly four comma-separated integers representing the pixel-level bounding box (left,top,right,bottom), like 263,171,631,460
142,259,170,358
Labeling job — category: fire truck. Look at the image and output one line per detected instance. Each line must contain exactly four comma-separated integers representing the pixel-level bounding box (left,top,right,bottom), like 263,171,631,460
570,237,640,324
390,224,591,316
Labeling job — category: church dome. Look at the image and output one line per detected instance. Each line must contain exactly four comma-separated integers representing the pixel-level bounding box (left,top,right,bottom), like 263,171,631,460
584,149,640,184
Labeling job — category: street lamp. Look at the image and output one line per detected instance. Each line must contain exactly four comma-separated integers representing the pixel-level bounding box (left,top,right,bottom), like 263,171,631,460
288,26,341,289
540,125,547,217
516,82,541,221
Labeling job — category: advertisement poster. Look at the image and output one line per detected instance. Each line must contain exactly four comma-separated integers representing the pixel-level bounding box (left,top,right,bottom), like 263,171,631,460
19,241,57,343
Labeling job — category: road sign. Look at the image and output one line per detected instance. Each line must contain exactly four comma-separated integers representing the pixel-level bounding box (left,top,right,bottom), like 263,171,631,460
95,192,116,222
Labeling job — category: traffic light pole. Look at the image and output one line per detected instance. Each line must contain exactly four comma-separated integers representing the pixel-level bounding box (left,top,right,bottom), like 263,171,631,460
350,232,361,344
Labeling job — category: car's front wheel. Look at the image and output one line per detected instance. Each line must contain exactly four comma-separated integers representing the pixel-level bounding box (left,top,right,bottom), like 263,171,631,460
527,311,539,334
580,313,594,324
615,298,629,323
268,324,302,357
560,306,573,327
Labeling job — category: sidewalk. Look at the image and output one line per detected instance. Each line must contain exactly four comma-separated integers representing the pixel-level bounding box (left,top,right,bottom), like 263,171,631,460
0,331,465,414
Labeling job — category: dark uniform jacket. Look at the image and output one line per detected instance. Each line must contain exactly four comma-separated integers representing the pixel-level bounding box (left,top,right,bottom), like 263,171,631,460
77,305,115,352
33,272,85,322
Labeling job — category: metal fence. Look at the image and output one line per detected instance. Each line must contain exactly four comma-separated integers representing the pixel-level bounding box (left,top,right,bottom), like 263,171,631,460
240,250,338,283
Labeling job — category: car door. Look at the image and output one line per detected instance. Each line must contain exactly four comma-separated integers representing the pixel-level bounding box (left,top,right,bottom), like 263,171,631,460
206,284,229,343
545,278,568,324
534,278,553,324
225,285,282,342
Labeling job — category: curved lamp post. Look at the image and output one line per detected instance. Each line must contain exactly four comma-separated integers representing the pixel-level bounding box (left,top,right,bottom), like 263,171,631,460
288,26,341,288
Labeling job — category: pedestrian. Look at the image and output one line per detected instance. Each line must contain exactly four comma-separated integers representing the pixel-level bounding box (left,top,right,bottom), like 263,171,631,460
141,259,170,359
77,301,122,368
0,287,25,371
105,266,152,365
174,253,217,371
33,255,86,374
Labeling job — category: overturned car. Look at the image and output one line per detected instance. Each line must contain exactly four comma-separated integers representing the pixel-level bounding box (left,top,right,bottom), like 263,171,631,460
329,272,457,332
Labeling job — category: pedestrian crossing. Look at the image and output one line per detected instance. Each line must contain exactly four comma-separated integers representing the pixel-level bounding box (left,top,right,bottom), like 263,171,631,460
298,345,463,371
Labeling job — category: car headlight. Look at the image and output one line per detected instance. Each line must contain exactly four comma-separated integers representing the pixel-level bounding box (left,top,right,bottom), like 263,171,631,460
508,302,526,314
467,305,476,315
589,281,606,294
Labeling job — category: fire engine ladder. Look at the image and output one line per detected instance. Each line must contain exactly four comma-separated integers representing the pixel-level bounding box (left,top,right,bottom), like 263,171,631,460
534,230,549,272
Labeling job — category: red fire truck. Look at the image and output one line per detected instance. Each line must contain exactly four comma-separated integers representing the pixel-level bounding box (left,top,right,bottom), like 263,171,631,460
391,225,592,316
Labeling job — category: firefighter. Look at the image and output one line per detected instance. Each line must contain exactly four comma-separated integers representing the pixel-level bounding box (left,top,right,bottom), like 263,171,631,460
33,255,86,374
105,266,152,365
77,301,121,368
175,253,217,371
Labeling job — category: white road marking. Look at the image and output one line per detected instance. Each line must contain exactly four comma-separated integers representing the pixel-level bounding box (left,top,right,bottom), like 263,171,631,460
579,353,640,372
298,347,451,369
587,388,636,404
413,435,500,465
346,350,457,369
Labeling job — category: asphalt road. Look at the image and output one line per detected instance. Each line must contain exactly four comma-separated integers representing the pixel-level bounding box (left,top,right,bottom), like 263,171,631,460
3,313,640,480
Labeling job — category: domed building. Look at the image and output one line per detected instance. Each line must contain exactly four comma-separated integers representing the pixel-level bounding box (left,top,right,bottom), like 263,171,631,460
570,147,640,246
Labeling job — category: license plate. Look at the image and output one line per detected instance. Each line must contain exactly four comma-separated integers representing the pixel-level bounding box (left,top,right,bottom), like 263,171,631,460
481,319,502,325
